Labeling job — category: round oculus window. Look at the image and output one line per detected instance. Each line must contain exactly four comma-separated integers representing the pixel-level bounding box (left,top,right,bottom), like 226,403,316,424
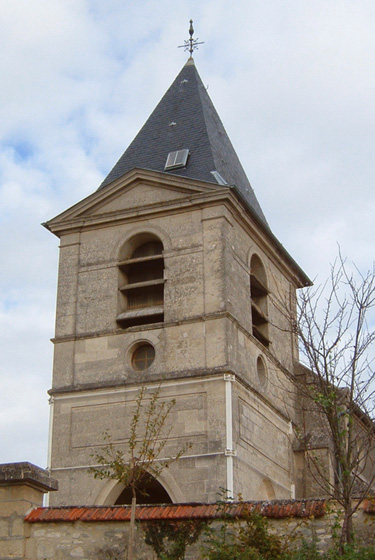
131,344,155,371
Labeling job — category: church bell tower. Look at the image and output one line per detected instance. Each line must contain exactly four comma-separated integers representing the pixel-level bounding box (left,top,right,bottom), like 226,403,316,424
45,38,310,506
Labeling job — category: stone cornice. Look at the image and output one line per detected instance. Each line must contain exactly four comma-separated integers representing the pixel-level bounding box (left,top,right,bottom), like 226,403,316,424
45,168,310,288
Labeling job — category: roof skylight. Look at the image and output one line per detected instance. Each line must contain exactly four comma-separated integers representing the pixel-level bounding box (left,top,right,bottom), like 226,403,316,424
211,170,227,185
165,149,189,170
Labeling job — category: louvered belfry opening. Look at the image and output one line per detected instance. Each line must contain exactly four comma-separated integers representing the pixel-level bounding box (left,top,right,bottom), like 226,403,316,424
117,236,164,328
250,254,270,348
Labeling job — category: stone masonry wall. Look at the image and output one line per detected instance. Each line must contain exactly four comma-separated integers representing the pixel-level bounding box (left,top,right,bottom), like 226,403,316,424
1,464,374,560
22,502,375,560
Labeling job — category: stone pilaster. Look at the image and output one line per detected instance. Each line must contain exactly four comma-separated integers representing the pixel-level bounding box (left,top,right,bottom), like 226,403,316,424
0,463,57,560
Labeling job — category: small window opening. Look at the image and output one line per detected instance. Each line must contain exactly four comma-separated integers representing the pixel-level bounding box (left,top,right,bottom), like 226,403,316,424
210,170,227,185
132,344,155,371
165,149,189,170
250,255,270,347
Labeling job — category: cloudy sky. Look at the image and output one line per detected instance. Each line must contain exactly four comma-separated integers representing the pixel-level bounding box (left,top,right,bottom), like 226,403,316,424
1,1,374,468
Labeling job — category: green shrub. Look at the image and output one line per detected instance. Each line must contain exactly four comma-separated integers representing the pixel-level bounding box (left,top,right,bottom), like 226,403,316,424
285,540,321,560
143,518,207,560
201,512,287,560
285,542,375,560
322,545,375,560
237,513,286,559
201,524,262,559
201,511,375,560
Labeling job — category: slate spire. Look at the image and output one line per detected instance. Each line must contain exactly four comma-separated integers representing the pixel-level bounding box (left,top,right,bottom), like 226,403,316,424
99,58,267,225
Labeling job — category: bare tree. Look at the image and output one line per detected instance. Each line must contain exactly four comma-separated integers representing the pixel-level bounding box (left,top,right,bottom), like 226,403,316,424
294,253,375,550
90,384,190,560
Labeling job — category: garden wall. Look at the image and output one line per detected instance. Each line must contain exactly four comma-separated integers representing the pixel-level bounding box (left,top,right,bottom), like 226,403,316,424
1,463,374,560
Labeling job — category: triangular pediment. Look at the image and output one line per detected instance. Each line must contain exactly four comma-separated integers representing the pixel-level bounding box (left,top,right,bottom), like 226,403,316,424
86,180,194,216
44,168,222,236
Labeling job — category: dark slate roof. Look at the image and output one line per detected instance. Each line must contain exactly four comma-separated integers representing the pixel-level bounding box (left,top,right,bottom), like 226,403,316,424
98,58,267,225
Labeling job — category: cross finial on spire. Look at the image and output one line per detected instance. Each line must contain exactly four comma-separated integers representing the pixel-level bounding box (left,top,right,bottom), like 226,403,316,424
178,19,204,57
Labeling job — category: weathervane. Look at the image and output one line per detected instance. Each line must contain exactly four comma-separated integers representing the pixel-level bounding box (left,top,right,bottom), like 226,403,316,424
178,20,204,57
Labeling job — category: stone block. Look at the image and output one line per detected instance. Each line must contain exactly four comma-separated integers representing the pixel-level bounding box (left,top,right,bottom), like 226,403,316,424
0,536,24,558
9,485,44,505
0,519,9,538
11,517,25,538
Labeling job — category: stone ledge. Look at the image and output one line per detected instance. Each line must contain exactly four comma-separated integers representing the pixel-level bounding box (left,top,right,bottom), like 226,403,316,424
0,463,58,493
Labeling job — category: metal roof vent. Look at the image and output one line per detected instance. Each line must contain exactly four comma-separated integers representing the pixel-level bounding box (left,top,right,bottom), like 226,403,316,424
165,149,189,170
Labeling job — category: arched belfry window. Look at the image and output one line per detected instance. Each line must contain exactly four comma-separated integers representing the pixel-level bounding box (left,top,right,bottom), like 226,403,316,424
250,254,270,347
117,235,165,328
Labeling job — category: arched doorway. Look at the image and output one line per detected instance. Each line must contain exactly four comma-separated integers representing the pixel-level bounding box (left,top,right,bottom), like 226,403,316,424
115,472,173,505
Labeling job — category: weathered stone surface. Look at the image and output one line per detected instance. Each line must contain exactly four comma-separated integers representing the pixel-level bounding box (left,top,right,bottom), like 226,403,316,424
0,463,58,493
46,170,321,506
12,501,375,559
0,463,58,560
